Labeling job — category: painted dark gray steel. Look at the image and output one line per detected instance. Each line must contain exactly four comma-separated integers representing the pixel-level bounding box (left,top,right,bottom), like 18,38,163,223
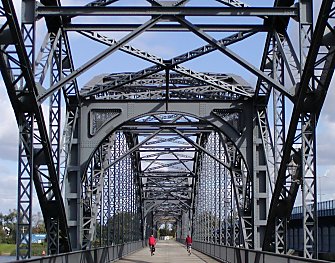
36,6,298,17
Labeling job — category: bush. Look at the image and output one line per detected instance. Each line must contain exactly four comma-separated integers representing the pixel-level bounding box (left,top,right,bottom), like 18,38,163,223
32,243,47,256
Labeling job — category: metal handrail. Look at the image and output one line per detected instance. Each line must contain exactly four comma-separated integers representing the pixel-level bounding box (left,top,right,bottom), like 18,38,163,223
191,241,332,263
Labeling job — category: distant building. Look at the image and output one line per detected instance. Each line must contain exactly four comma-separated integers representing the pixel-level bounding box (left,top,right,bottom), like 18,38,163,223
31,234,46,244
289,199,335,260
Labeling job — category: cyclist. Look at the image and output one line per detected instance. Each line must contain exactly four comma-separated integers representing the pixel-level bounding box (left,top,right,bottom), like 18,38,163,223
148,234,156,256
185,234,192,255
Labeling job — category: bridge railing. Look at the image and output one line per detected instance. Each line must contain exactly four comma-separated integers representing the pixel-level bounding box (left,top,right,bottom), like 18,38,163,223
191,241,331,263
10,240,144,263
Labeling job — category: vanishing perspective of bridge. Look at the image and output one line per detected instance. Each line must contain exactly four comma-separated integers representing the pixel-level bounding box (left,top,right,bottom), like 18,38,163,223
0,0,335,262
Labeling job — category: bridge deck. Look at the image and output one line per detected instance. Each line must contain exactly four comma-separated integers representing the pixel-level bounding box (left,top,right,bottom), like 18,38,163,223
116,240,220,263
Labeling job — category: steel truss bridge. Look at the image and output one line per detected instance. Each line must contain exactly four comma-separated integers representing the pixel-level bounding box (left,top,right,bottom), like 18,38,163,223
0,0,335,261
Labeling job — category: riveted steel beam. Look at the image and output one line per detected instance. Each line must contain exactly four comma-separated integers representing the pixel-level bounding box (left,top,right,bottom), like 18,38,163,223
65,23,269,32
36,6,297,17
38,16,161,102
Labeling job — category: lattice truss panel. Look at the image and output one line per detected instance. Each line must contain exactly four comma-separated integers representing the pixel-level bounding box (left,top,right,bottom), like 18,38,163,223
82,132,141,248
135,113,201,231
193,131,252,248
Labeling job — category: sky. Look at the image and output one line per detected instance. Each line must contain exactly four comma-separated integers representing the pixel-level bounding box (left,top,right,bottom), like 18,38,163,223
0,0,334,215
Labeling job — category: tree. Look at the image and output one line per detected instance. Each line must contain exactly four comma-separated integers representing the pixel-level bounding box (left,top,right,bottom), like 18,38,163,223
95,211,141,246
159,223,176,237
32,212,45,234
0,209,17,244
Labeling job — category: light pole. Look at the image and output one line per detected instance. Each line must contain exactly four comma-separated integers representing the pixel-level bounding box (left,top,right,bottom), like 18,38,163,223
318,170,329,204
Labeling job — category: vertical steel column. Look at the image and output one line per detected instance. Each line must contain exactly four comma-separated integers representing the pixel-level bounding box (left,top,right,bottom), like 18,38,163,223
299,0,313,67
223,146,231,246
229,144,252,248
194,144,205,242
214,133,219,244
16,1,35,259
119,133,125,243
115,133,121,243
273,34,287,254
49,33,62,180
47,32,62,255
204,138,209,243
105,161,111,245
253,115,269,249
218,141,222,246
299,0,317,258
16,114,34,260
126,149,132,243
112,140,117,244
301,113,318,258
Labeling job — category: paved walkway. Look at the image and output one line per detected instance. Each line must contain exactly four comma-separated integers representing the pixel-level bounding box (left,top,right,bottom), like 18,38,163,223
116,240,220,263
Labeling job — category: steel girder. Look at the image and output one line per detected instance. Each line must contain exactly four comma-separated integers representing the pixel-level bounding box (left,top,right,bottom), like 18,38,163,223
0,0,71,258
81,131,142,248
80,30,255,98
79,100,246,163
252,0,299,254
36,6,297,17
263,0,335,259
38,16,162,101
65,24,269,32
192,131,252,247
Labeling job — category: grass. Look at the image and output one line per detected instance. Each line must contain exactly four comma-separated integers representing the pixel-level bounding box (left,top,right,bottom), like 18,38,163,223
0,243,15,255
0,243,47,256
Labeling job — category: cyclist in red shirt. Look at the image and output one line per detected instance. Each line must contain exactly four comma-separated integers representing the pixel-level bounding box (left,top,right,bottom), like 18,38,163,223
148,235,156,256
185,235,192,255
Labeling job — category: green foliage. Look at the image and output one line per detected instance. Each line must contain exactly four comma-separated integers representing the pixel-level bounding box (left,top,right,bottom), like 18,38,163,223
0,210,17,244
0,210,46,245
32,212,45,234
158,223,176,237
0,243,47,256
31,243,47,256
96,211,141,246
0,228,7,243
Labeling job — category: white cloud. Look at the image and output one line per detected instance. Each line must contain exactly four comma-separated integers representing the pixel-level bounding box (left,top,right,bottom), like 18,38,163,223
0,166,42,214
0,81,19,161
0,171,17,213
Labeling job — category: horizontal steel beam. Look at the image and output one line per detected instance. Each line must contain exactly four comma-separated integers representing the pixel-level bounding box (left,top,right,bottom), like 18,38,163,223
144,198,190,200
65,23,269,32
142,172,191,175
36,6,297,17
138,146,198,149
123,129,213,134
141,158,193,161
123,122,209,127
140,175,193,178
144,186,191,189
138,149,196,152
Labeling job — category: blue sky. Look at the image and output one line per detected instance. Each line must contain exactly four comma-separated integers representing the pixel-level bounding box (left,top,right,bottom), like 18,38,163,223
0,0,333,214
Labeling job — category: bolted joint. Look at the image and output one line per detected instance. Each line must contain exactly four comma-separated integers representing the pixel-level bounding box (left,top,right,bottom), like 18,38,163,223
18,92,36,113
275,199,290,218
302,91,321,113
33,147,47,166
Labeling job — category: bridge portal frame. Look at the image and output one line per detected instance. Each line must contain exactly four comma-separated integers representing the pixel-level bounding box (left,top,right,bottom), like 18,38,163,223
63,99,269,250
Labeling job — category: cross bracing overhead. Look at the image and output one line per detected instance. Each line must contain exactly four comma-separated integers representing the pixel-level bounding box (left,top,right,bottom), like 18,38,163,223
0,0,335,261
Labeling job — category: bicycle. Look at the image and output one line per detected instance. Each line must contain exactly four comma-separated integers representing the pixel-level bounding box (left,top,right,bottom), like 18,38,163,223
150,245,155,256
187,244,192,255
